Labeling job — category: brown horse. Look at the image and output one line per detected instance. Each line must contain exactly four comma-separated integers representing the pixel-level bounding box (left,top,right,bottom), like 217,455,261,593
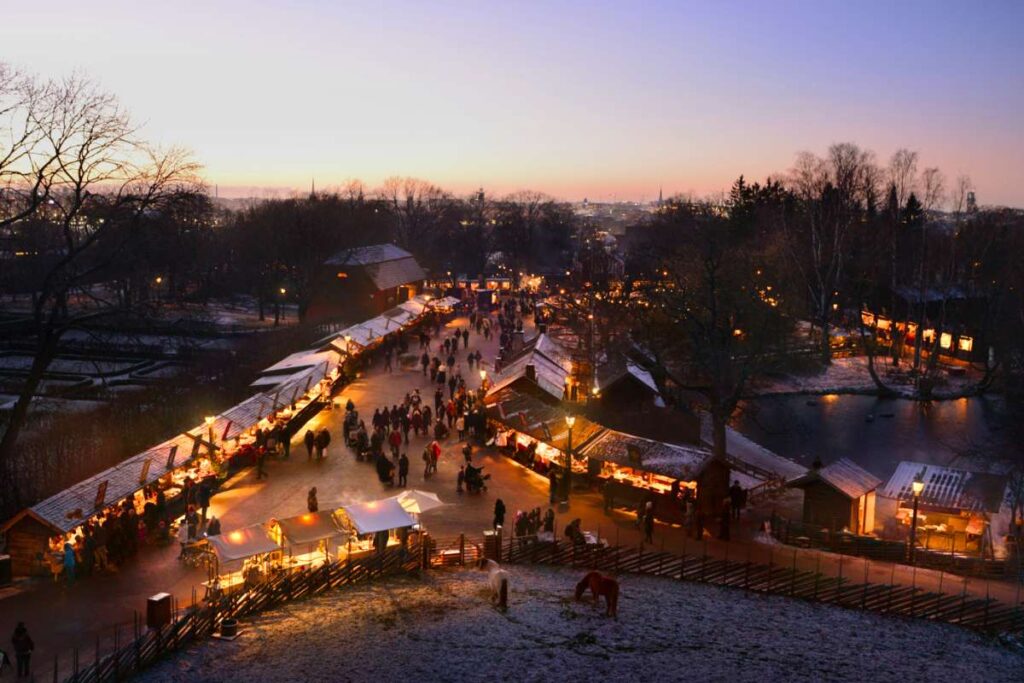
575,571,619,617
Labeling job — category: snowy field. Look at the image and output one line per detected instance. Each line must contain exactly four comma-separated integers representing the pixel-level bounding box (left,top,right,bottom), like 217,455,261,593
138,565,1023,683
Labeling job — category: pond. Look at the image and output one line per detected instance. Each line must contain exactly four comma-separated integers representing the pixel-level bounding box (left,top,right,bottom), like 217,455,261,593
732,394,1011,479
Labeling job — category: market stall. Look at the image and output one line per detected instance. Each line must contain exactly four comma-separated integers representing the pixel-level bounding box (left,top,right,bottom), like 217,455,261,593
334,498,416,559
206,523,281,591
389,490,446,532
270,511,348,570
581,430,711,524
880,461,1009,557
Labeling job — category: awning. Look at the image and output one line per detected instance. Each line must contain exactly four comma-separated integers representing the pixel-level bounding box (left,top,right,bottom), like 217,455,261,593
428,296,462,309
208,523,278,563
391,489,446,515
338,498,415,534
273,511,348,548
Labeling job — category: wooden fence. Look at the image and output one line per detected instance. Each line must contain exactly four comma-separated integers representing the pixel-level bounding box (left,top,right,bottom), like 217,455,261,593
497,535,1024,635
61,542,423,683
770,513,1024,580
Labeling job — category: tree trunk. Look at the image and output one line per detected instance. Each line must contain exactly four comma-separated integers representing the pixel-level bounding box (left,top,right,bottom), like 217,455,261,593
820,315,833,365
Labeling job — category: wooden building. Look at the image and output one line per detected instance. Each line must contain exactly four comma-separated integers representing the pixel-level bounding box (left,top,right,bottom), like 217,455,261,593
306,244,426,323
788,458,882,535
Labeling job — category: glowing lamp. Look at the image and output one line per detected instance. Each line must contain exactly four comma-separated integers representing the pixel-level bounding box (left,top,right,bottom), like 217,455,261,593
229,531,244,543
565,415,576,429
911,477,925,497
279,287,287,295
204,416,215,426
479,369,487,381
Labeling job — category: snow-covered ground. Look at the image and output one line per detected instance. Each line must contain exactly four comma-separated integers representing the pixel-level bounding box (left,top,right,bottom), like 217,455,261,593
753,356,979,398
139,565,1022,683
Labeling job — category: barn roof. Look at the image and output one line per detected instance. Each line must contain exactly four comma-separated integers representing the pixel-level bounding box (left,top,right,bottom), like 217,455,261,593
485,387,604,453
325,243,414,266
789,458,881,499
595,358,660,395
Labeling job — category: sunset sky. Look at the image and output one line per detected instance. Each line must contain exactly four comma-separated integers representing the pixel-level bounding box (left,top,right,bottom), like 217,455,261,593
3,0,1022,205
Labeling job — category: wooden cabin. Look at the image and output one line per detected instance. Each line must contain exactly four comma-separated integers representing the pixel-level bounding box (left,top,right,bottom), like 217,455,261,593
0,510,63,577
788,458,881,535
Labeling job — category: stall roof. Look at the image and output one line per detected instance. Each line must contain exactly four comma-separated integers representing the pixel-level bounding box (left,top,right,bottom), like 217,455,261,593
208,523,279,562
881,461,1007,514
580,429,712,481
595,359,661,396
268,361,331,409
26,431,201,535
382,306,416,326
699,413,807,482
486,387,604,453
261,349,339,376
788,458,881,499
487,340,571,402
339,498,416,534
250,368,311,390
428,296,462,309
274,511,347,547
391,489,446,515
398,299,427,316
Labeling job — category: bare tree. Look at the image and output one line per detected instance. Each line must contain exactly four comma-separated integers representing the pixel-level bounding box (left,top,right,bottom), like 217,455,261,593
0,68,200,502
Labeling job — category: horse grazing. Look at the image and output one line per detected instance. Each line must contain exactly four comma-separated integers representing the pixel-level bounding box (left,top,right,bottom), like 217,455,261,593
575,571,619,617
476,558,509,611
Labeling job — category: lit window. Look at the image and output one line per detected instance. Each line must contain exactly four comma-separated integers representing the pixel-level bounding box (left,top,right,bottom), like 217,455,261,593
958,336,973,353
939,332,952,349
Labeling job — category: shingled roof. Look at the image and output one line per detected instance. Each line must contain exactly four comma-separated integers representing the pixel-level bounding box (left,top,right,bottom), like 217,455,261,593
789,457,882,499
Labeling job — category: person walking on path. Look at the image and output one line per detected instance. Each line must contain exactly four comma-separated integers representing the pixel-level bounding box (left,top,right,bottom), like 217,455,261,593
543,508,554,534
198,481,211,523
398,452,409,487
493,498,506,530
384,347,393,373
729,480,745,521
457,465,465,494
462,328,469,349
307,487,319,513
421,352,429,376
315,428,331,462
256,447,268,479
455,414,466,441
644,506,655,544
62,542,76,587
388,427,402,459
462,443,472,464
304,429,315,460
11,622,34,679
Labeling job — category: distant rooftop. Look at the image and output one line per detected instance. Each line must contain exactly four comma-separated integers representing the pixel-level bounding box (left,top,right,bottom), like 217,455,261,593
325,243,415,266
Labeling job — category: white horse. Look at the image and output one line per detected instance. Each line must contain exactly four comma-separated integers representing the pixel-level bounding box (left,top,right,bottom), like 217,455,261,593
476,558,509,611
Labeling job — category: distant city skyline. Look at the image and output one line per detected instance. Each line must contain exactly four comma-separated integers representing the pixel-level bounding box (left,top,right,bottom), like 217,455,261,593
3,1,1023,206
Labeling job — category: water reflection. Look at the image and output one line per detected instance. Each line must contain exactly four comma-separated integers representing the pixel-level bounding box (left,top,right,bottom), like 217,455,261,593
733,394,1009,478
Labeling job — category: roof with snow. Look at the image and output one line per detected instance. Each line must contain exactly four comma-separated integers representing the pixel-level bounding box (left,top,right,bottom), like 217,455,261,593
699,413,807,481
325,243,414,266
581,429,712,481
881,461,1007,513
788,457,881,499
596,358,661,395
485,387,604,453
486,333,573,402
338,498,416,535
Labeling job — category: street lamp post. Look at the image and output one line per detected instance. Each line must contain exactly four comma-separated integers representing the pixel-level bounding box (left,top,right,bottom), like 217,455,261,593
275,287,287,326
563,415,575,503
909,475,925,564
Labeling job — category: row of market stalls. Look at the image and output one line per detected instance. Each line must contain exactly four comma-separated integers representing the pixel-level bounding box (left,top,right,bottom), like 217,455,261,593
483,333,800,523
0,293,460,577
204,491,443,592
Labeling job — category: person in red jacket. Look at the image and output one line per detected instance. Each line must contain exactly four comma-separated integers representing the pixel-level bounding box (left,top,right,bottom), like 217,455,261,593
388,427,403,459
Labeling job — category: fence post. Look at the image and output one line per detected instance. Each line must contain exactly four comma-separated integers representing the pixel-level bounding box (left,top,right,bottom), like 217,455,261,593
53,654,57,683
790,548,797,596
813,553,821,600
459,533,465,566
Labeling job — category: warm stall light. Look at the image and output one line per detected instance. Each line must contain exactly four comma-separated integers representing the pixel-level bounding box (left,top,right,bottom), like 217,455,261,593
479,369,487,381
205,416,215,426
229,531,244,542
565,415,576,429
922,329,935,343
958,336,973,352
279,287,287,295
861,311,875,326
301,514,314,523
939,332,952,349
336,271,349,279
591,386,600,396
733,328,743,337
155,276,163,285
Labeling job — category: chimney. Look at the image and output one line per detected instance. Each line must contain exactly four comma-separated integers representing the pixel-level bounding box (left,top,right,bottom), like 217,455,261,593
811,456,823,471
525,364,537,382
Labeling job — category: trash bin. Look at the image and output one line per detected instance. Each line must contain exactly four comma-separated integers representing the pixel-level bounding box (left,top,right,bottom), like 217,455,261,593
221,618,238,638
0,554,12,587
147,592,172,629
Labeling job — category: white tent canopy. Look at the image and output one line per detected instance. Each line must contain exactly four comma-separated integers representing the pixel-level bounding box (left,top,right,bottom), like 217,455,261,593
273,511,348,548
208,523,278,569
391,489,446,515
339,498,416,534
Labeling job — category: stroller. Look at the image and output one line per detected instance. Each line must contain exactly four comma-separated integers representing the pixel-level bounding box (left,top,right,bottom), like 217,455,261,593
344,410,359,446
464,463,490,494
